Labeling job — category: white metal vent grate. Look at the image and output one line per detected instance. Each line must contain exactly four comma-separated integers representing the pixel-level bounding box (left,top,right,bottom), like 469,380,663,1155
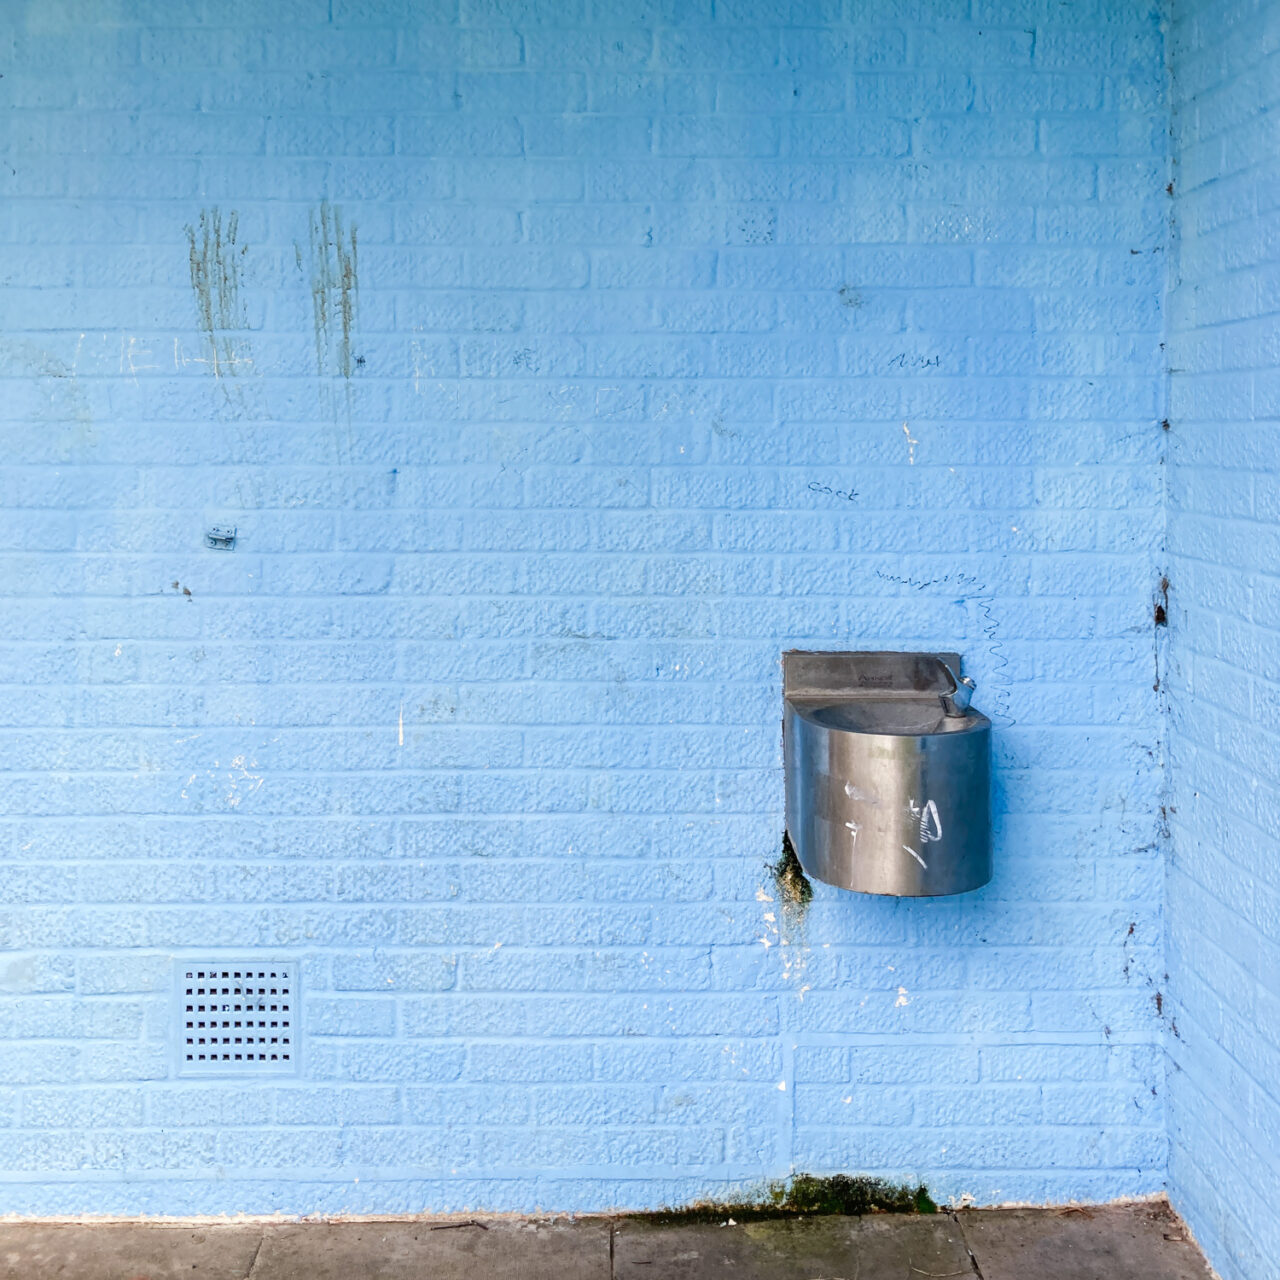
177,963,297,1075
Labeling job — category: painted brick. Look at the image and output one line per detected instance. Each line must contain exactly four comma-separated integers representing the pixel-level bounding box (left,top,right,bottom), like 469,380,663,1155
1165,3,1280,1278
22,1088,146,1130
0,0,1178,1221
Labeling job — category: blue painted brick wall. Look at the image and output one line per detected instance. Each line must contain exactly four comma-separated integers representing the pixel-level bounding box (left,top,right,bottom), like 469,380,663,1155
1166,2,1280,1278
0,0,1171,1215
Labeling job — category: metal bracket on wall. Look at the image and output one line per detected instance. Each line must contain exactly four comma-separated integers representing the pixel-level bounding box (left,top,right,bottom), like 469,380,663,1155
204,525,237,549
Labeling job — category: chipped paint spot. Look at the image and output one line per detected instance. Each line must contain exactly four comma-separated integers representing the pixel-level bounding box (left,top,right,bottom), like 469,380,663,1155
902,419,918,464
224,755,265,809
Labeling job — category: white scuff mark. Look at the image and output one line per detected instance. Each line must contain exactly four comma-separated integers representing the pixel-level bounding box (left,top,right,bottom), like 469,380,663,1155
919,799,943,843
842,1096,852,1104
844,818,860,850
844,781,877,804
113,644,122,657
777,1080,787,1091
895,986,910,1007
758,881,779,953
902,419,918,464
902,844,927,870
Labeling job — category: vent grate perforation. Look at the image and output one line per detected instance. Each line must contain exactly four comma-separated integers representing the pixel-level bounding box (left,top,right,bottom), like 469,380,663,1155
176,962,298,1076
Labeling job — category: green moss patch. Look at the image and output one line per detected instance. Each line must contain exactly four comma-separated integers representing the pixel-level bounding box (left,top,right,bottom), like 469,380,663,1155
771,832,813,914
628,1175,937,1225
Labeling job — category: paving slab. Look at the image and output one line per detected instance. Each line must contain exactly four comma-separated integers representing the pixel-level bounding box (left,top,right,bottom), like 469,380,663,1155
0,1224,262,1280
0,1200,1215,1280
247,1217,611,1280
614,1212,972,1279
955,1202,1215,1280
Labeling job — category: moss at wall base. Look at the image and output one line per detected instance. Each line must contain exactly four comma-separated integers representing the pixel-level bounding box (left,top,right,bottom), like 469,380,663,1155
629,1175,938,1225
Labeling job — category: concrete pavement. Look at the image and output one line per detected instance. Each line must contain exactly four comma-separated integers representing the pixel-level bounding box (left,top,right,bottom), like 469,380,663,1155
0,1199,1213,1279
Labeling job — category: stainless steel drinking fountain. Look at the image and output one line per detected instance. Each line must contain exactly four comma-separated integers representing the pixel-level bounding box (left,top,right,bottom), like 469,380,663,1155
783,651,991,896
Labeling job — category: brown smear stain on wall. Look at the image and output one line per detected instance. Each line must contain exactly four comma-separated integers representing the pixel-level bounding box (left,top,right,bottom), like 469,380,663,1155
306,200,359,378
185,207,248,378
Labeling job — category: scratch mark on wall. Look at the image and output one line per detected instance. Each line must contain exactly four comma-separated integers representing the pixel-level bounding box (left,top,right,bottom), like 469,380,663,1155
411,329,431,396
902,420,918,464
119,336,157,385
306,201,359,378
185,207,251,378
872,568,1015,726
